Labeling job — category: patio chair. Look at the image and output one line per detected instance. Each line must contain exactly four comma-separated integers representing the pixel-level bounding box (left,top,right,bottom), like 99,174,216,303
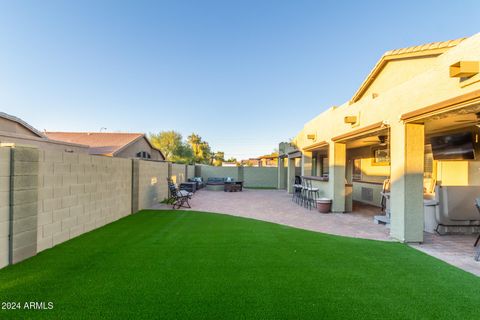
167,179,193,209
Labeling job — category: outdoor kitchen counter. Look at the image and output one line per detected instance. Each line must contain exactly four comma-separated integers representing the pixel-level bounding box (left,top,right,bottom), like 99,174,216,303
301,176,353,187
302,176,329,182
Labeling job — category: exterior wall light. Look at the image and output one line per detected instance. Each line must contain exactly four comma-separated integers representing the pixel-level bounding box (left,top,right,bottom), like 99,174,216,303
344,116,357,124
449,61,479,78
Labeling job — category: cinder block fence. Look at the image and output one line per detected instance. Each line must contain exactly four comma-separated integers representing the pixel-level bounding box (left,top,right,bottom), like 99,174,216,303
0,143,279,269
0,143,196,269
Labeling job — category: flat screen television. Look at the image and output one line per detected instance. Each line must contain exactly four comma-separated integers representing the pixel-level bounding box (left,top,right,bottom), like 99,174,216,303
431,132,475,160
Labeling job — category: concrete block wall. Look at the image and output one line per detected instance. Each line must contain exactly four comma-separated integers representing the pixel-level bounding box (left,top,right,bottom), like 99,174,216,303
187,165,195,179
37,150,132,252
10,146,39,264
195,165,278,188
170,163,187,184
0,147,10,268
133,160,169,212
198,165,239,181
243,167,278,188
1,143,194,269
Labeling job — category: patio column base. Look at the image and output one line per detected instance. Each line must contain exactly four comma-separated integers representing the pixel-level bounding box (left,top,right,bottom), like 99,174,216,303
329,142,346,213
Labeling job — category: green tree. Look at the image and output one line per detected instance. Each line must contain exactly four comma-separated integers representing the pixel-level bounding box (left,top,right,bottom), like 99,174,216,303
212,151,225,166
150,131,183,160
173,143,194,164
187,133,202,161
187,133,214,164
149,131,193,163
150,131,222,165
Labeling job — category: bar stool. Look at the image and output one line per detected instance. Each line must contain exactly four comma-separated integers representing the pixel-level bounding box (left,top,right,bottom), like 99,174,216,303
292,176,302,203
305,179,320,210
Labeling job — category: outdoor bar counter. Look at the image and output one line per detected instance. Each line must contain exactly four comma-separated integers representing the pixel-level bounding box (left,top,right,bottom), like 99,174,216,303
301,176,353,212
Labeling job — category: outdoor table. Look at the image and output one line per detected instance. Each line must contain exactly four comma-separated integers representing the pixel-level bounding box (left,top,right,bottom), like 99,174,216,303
180,182,197,193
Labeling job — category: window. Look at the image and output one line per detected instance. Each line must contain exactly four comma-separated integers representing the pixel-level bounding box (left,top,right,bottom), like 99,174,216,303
353,159,362,181
136,151,151,159
321,157,329,177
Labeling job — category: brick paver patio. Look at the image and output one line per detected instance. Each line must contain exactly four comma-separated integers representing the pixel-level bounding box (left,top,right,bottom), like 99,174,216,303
153,189,480,276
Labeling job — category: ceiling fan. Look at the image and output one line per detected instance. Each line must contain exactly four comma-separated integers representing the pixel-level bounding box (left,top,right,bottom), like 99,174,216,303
363,134,389,146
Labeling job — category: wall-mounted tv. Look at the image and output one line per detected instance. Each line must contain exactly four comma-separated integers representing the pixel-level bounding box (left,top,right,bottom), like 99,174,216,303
431,131,475,160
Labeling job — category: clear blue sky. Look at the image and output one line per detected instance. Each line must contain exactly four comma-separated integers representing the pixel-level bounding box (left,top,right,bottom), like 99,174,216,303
0,1,479,159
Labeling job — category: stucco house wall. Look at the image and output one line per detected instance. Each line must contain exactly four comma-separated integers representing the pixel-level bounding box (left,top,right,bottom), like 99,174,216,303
292,33,480,242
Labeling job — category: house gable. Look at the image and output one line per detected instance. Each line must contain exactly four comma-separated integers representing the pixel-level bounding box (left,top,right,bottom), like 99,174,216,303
0,113,45,138
351,38,465,103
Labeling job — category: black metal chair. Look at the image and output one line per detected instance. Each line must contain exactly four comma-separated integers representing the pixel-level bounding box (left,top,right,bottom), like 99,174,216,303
292,176,303,203
167,179,193,209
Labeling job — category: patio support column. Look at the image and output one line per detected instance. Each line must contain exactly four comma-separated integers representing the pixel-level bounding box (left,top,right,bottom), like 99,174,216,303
302,151,313,176
390,122,424,243
328,142,346,213
277,157,286,190
287,157,296,193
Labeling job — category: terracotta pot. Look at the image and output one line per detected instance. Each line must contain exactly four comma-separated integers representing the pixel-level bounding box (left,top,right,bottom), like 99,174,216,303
317,198,332,213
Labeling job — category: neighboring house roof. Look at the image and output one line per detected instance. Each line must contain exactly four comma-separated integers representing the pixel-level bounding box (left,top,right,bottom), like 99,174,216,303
259,153,278,159
0,112,46,138
351,37,466,103
45,132,164,158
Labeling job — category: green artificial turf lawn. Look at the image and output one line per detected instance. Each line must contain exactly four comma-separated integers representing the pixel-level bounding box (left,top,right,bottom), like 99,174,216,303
0,210,479,319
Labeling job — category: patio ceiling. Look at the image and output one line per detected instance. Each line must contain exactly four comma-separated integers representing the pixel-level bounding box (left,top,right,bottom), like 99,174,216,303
421,101,480,135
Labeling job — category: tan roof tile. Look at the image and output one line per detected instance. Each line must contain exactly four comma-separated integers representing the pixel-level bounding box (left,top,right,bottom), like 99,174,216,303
45,132,145,156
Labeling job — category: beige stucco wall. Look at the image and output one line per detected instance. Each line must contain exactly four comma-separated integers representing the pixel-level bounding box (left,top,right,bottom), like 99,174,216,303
295,34,480,151
116,137,164,160
37,151,132,252
435,160,480,186
294,36,480,196
0,148,10,268
135,160,169,211
352,182,384,207
360,56,439,101
293,34,480,241
347,146,390,183
170,163,187,184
